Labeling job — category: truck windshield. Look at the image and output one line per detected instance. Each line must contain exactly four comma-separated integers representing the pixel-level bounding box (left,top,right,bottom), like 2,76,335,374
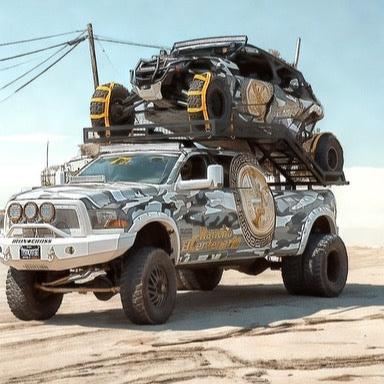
78,153,178,184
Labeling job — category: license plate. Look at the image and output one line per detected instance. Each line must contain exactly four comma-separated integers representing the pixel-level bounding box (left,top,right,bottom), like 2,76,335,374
20,245,41,260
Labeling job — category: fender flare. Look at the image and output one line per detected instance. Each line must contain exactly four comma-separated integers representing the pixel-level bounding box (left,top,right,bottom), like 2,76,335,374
297,207,337,255
128,212,180,262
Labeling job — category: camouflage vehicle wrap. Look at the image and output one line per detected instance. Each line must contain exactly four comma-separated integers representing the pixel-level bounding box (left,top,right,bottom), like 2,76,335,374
0,145,337,271
1,142,347,325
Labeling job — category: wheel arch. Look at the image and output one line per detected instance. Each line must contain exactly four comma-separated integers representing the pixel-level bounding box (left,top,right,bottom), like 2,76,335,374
297,208,337,255
128,213,180,262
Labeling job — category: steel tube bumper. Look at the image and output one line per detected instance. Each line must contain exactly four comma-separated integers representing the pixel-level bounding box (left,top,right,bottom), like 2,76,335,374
0,233,136,271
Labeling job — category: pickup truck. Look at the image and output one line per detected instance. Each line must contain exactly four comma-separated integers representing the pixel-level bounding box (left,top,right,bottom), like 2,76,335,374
0,142,348,324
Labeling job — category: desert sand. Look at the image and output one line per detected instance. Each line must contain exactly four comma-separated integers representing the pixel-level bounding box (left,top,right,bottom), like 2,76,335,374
0,247,383,383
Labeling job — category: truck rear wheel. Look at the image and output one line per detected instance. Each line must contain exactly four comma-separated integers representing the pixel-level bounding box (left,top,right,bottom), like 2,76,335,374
303,234,348,297
120,247,176,324
6,268,63,321
176,267,223,291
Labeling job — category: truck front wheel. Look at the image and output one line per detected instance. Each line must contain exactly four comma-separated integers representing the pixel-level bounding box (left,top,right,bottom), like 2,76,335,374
120,247,176,324
6,268,63,321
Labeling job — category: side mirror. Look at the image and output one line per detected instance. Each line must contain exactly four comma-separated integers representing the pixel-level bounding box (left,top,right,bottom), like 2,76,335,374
176,164,224,191
289,78,299,90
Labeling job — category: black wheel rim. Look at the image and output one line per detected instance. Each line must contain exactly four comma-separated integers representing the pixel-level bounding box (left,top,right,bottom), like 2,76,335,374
148,265,168,307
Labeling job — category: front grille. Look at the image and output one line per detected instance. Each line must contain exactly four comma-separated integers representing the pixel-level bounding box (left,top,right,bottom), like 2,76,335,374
11,227,58,238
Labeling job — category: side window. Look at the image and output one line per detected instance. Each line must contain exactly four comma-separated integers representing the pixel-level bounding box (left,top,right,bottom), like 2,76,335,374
180,155,208,180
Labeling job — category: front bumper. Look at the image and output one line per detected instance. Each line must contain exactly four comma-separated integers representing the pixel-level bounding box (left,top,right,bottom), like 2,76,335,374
0,233,136,271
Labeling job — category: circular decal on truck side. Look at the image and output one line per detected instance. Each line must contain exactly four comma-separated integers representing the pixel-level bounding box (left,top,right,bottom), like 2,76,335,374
230,154,275,248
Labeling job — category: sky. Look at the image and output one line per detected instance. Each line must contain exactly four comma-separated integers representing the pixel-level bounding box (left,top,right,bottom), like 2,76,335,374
0,0,383,245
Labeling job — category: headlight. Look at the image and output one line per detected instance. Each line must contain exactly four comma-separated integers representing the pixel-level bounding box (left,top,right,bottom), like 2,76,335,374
39,202,56,223
8,203,23,223
88,209,129,229
24,202,38,221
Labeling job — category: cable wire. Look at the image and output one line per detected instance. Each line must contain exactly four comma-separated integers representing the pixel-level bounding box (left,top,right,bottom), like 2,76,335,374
0,30,85,47
95,38,121,77
0,37,85,103
0,55,45,72
94,35,169,50
0,45,68,90
0,35,87,62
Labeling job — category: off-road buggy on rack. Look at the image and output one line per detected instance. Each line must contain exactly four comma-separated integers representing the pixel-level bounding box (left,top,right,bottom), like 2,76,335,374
1,121,348,325
89,35,344,178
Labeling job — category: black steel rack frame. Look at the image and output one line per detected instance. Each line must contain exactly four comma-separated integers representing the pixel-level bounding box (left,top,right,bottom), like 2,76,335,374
83,119,348,188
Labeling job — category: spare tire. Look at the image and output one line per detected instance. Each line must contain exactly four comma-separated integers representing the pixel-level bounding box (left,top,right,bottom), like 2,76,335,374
187,73,232,133
90,83,135,136
310,133,344,174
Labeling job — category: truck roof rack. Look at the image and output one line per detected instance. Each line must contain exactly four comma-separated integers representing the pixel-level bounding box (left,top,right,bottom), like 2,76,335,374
83,119,348,187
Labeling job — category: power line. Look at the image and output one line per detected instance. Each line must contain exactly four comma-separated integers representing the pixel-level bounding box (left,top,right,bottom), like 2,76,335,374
0,38,85,103
0,45,68,90
95,38,121,77
0,36,87,63
0,55,44,72
0,30,85,47
94,35,169,50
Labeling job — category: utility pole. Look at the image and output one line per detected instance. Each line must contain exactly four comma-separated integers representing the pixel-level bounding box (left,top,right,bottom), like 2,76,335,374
87,23,99,89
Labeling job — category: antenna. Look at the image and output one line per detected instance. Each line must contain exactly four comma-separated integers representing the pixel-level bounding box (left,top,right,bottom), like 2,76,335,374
46,140,49,168
293,37,301,68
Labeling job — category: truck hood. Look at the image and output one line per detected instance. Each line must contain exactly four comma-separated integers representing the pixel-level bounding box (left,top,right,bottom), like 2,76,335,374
10,183,159,209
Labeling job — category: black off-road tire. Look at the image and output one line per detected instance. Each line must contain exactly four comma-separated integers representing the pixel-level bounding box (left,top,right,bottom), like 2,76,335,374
282,255,305,295
313,133,344,174
302,234,348,297
6,268,63,321
120,247,177,325
90,83,135,134
176,267,223,291
188,75,232,132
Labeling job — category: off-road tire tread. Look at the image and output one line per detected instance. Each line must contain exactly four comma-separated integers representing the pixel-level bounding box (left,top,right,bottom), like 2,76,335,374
6,268,63,321
120,247,176,324
90,83,133,128
315,134,344,173
303,234,348,297
188,79,205,122
282,255,305,295
176,267,223,291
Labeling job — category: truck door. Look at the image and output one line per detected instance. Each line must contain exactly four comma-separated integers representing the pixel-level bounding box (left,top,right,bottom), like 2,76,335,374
176,153,270,265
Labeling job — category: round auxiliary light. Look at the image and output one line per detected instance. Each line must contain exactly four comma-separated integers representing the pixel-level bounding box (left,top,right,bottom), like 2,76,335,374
8,203,23,223
24,202,38,221
39,202,56,223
